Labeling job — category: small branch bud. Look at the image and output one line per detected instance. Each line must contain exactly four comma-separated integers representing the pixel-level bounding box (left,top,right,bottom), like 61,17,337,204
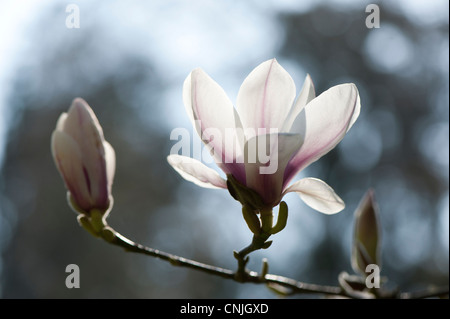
352,189,382,276
260,258,269,280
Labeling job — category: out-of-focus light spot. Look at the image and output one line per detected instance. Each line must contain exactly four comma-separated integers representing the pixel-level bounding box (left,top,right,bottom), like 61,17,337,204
371,108,402,152
261,0,317,14
338,118,382,172
0,0,51,168
363,24,414,73
418,121,449,179
115,1,281,75
378,181,433,269
393,208,432,266
385,0,449,27
422,34,449,77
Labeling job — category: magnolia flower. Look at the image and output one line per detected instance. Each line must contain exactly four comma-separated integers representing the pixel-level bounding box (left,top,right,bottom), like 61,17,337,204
51,98,115,216
168,59,360,214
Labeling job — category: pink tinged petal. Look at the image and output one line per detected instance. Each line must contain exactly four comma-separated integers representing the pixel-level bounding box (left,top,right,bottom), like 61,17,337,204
347,90,361,132
51,130,92,211
167,155,227,189
63,99,107,176
52,98,113,212
244,133,303,206
282,73,316,133
284,177,345,214
183,69,245,178
284,83,360,184
66,98,109,208
236,59,296,136
62,98,105,145
56,112,68,130
103,141,116,195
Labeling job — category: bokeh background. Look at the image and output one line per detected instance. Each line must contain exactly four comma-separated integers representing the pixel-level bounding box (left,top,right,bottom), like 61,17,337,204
0,0,448,298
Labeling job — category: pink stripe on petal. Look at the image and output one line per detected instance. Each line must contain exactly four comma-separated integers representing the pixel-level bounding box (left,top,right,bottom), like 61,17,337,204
283,83,360,186
218,161,246,186
236,59,296,135
244,133,303,206
186,69,244,166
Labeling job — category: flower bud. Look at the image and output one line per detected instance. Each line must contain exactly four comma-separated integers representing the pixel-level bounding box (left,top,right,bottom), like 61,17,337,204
51,98,115,217
351,189,381,276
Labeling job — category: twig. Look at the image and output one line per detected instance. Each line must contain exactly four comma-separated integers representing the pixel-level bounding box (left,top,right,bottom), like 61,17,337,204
96,225,448,299
103,226,349,297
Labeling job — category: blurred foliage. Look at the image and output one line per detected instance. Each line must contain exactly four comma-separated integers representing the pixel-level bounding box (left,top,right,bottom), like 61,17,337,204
0,1,448,298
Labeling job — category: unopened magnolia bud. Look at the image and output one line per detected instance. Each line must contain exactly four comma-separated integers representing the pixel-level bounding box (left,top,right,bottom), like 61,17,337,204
351,189,381,276
51,98,116,217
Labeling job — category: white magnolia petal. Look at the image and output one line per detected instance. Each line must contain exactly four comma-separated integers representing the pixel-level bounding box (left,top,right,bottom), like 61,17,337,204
103,141,116,193
63,99,107,183
184,69,244,163
244,133,303,205
283,73,316,133
51,130,91,209
66,98,109,203
347,90,361,132
284,83,360,184
284,177,345,214
55,112,68,131
64,98,105,142
236,59,296,136
167,155,227,189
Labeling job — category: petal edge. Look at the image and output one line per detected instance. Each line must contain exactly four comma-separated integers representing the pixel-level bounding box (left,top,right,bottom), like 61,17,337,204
167,155,227,189
284,177,345,214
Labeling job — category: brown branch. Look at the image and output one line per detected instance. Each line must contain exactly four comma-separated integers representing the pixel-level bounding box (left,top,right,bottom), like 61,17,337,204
104,227,349,297
96,225,448,299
